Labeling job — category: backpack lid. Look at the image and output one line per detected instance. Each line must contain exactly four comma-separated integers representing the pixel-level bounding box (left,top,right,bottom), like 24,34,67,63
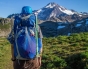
21,6,32,15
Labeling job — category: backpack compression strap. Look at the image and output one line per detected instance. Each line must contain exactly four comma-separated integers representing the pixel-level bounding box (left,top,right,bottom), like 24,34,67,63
20,14,31,20
35,15,39,57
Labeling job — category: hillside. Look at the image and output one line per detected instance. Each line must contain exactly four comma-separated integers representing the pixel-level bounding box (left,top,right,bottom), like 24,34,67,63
1,17,88,37
39,17,88,37
0,18,11,37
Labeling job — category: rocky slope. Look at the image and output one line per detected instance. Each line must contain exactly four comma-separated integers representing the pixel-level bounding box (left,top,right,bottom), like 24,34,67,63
39,17,88,37
0,18,11,24
0,18,11,37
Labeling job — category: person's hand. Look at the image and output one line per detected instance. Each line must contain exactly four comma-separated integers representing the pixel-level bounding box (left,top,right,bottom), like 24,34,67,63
11,58,16,68
11,58,16,61
38,57,41,67
30,29,35,36
30,33,35,36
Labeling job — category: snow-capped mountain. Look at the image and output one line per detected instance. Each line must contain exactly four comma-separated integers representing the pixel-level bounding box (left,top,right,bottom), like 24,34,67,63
2,2,88,37
35,2,75,19
34,2,88,22
7,2,88,23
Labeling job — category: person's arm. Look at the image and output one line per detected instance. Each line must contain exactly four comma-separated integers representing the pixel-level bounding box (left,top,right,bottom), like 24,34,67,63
7,18,16,62
40,47,43,54
39,38,43,56
11,44,16,61
38,26,43,56
10,19,15,61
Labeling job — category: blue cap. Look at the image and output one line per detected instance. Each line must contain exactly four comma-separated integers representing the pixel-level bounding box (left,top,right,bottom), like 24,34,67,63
21,6,32,15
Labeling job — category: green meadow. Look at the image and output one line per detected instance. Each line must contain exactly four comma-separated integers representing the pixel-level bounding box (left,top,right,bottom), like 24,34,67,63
0,37,13,69
0,32,88,69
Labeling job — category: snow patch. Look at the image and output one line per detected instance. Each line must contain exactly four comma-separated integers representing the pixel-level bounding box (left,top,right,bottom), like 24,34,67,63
75,24,82,27
57,25,65,29
68,33,71,36
45,4,55,8
37,9,42,13
78,21,84,23
79,14,82,17
59,7,74,15
60,6,66,10
35,9,42,15
50,13,56,17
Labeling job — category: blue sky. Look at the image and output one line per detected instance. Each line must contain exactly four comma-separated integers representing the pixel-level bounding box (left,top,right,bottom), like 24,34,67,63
0,0,88,18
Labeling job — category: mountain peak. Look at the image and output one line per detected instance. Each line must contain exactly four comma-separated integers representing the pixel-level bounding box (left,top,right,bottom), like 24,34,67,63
45,2,58,8
47,2,57,5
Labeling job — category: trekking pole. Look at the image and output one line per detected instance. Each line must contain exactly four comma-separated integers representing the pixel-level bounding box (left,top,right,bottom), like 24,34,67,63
35,14,38,58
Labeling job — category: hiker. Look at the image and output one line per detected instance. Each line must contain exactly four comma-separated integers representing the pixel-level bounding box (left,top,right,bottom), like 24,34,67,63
7,6,43,69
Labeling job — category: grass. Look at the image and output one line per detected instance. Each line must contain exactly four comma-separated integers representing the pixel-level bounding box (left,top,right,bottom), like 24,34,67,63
41,32,88,69
0,32,88,69
0,23,11,30
0,37,13,69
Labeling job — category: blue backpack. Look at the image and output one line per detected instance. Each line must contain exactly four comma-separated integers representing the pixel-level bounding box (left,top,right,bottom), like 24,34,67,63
13,14,39,59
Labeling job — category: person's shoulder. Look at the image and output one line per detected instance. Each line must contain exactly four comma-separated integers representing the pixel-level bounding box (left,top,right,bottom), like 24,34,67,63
14,15,22,25
30,13,36,17
29,13,36,19
14,15,20,20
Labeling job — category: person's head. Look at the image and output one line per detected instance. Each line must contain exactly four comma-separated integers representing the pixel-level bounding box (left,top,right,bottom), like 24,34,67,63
21,6,32,15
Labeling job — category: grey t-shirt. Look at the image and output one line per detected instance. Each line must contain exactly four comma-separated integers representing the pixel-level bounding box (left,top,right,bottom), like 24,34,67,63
38,25,43,38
